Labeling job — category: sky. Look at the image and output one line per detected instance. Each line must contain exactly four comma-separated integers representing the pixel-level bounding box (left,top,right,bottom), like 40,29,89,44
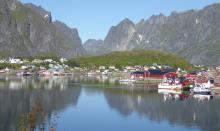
20,0,220,42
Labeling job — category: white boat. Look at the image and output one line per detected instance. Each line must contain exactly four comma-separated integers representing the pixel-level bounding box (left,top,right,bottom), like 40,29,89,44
158,83,182,90
158,88,182,94
158,77,182,90
191,84,211,95
119,78,136,83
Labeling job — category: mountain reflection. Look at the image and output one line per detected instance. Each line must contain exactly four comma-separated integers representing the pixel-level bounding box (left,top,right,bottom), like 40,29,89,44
1,75,220,131
0,76,81,131
103,88,220,131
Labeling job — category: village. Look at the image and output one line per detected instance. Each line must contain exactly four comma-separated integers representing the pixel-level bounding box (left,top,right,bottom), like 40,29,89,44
1,58,220,89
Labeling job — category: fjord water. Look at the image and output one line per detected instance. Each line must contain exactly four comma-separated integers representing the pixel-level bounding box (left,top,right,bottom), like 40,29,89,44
0,75,220,131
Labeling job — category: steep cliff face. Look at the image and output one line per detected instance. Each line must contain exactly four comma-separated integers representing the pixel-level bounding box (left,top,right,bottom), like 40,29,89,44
0,0,86,58
84,3,220,65
103,18,136,52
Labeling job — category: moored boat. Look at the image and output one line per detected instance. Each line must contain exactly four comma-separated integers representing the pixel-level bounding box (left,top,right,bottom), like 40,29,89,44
158,83,182,90
119,78,136,83
191,84,211,95
158,74,182,90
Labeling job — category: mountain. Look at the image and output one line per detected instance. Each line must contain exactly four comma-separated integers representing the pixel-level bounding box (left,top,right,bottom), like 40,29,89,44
84,3,220,66
83,39,103,55
0,0,86,58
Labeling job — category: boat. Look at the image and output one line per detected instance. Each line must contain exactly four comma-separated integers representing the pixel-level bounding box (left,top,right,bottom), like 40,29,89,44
158,77,182,90
191,84,211,95
119,78,136,83
158,83,182,90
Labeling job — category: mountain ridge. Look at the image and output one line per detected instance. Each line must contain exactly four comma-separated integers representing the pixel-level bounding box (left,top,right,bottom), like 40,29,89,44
83,3,220,66
0,0,86,58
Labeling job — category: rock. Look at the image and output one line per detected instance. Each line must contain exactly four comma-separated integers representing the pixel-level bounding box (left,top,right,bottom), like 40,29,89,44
0,0,86,58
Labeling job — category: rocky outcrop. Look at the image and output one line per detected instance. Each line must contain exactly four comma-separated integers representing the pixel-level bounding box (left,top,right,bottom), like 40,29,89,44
0,0,86,58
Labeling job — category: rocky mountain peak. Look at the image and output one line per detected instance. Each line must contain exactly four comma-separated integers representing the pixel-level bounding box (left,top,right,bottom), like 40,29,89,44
25,3,52,23
0,0,85,58
5,0,17,10
119,18,134,25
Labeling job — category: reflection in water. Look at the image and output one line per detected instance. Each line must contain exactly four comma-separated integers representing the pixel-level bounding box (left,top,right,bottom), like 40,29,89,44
0,75,220,131
0,75,69,90
19,102,45,131
103,88,220,131
0,75,81,131
68,74,120,86
158,89,214,102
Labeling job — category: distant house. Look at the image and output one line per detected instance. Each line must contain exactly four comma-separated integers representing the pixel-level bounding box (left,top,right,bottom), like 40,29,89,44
9,58,23,64
44,59,53,63
131,69,175,79
149,66,157,70
143,66,149,71
195,65,204,68
124,66,136,72
60,58,67,63
99,66,106,70
0,59,7,63
21,65,29,70
109,66,116,70
22,59,30,63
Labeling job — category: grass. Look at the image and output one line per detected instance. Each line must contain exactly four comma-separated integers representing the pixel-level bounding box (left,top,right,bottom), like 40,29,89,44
68,50,193,70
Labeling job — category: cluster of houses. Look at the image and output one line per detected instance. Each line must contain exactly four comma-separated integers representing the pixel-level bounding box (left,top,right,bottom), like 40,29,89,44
1,57,220,83
0,58,68,64
0,58,69,75
85,64,177,76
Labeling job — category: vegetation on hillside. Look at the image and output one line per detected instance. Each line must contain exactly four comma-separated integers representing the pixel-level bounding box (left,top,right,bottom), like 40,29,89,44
18,53,59,61
67,50,193,69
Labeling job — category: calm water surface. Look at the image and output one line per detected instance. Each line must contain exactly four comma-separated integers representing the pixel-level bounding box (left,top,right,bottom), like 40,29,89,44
0,75,220,131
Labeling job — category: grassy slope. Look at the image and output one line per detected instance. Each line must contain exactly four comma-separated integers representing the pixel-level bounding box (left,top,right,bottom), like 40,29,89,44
69,50,192,69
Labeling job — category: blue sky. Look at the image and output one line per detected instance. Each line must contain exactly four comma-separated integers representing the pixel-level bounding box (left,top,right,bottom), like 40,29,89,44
20,0,220,42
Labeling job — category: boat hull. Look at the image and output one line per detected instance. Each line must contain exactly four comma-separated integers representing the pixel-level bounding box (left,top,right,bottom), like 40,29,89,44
119,79,136,83
191,87,211,95
158,84,182,90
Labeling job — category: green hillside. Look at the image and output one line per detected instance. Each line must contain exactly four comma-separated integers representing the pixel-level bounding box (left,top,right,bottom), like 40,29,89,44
67,50,192,69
